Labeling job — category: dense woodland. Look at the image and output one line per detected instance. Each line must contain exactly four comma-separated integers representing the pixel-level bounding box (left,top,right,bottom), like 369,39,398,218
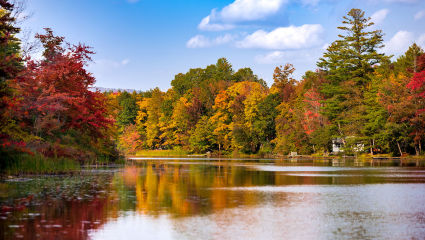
1,1,425,167
0,1,118,166
113,9,425,157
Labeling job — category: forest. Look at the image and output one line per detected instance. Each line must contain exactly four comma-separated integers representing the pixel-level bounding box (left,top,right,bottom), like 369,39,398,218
111,9,425,157
1,1,425,171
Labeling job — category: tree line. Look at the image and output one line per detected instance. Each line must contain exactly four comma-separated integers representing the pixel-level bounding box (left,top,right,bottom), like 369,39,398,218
1,2,424,164
114,9,425,156
0,1,118,165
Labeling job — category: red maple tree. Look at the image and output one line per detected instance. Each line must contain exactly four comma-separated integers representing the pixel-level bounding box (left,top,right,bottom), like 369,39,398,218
15,29,113,157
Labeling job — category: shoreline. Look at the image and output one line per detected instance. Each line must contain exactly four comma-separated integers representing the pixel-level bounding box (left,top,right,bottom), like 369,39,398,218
1,153,125,176
3,152,425,176
129,149,425,159
128,151,425,161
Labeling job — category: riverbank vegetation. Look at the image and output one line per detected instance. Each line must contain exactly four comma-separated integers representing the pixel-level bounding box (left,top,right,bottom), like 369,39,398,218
3,153,80,175
1,1,424,174
0,1,120,173
113,9,425,157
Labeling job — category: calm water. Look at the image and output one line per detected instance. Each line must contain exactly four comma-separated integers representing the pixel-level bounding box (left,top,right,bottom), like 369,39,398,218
1,158,425,239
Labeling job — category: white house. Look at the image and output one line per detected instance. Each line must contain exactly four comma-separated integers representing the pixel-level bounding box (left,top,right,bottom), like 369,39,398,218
332,138,344,153
332,137,364,153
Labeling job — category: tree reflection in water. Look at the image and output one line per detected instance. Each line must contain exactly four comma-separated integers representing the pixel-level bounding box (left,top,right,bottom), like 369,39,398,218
2,160,425,239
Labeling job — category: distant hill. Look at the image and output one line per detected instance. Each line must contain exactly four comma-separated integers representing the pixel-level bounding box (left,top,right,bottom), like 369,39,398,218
92,87,143,93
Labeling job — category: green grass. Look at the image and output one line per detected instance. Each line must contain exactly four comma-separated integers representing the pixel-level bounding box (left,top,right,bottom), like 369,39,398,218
91,155,126,165
131,148,425,160
133,149,272,158
3,153,80,175
133,149,189,157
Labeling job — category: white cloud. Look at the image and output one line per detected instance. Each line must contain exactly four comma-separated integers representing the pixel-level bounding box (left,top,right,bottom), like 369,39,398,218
186,35,211,48
414,10,425,20
93,59,130,68
199,0,288,31
256,51,286,63
256,50,318,64
371,9,389,25
255,48,324,67
199,14,235,31
383,32,425,57
383,31,415,56
186,34,235,48
236,24,324,49
220,0,287,22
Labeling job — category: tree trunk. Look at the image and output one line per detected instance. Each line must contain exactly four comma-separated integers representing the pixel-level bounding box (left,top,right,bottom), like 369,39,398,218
337,122,346,146
414,56,417,73
397,141,403,156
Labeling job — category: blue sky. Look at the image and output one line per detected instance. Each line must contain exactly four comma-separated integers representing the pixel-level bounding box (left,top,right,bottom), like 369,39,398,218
21,0,425,90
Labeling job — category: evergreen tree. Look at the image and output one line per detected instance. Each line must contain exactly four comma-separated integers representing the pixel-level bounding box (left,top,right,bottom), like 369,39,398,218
117,92,138,130
0,0,23,152
394,43,424,76
317,8,386,145
189,116,215,153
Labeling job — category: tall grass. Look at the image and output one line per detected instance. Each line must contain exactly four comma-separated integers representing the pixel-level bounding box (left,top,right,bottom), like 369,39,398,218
3,153,80,175
133,149,189,157
88,155,126,165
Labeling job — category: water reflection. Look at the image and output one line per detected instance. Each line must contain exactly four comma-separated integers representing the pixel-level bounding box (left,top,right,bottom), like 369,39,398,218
1,160,425,239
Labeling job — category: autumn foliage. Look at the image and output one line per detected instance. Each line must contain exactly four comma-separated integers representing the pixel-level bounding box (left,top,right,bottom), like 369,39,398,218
112,9,425,157
1,14,117,163
1,4,425,164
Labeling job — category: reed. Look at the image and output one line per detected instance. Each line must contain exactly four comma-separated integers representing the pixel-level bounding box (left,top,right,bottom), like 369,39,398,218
133,149,189,157
3,153,80,175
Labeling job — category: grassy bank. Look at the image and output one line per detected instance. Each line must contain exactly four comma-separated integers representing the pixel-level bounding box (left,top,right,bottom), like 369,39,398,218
132,150,272,158
2,153,80,175
130,149,276,158
130,150,425,160
132,149,189,157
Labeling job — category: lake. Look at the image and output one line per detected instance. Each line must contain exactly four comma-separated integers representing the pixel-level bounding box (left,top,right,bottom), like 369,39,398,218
1,158,425,239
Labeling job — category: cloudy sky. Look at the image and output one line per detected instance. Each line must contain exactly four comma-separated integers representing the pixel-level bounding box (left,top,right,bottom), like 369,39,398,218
22,0,425,90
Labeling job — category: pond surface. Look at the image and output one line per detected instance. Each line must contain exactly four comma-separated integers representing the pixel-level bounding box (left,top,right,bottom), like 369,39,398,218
1,158,425,239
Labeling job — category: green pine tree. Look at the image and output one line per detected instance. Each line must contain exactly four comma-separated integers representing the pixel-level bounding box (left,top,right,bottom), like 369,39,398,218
0,0,24,154
317,8,387,147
